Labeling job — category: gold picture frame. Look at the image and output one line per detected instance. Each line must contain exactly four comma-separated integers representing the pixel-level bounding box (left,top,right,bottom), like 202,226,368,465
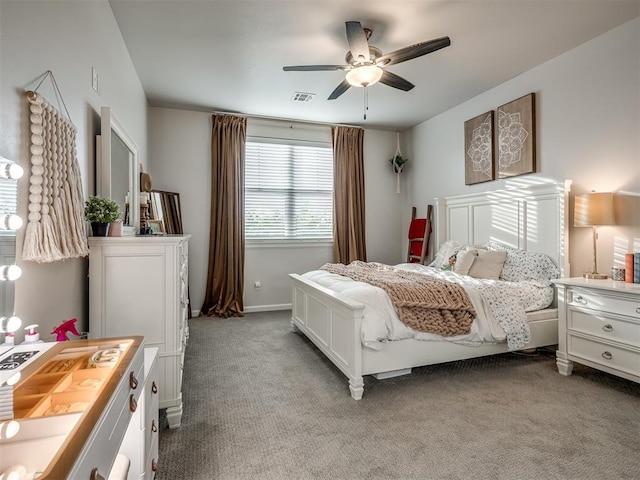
147,219,164,234
464,110,495,185
497,93,536,178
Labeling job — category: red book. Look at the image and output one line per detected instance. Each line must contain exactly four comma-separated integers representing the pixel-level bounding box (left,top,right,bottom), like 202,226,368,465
625,253,634,283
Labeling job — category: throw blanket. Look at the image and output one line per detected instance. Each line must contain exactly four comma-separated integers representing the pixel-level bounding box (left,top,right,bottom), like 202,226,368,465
320,261,476,336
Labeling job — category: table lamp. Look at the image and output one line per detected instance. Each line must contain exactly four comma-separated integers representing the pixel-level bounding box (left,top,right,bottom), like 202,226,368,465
574,191,614,279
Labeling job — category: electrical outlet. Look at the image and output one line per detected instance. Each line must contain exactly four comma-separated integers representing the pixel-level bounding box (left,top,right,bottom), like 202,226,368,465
91,67,99,94
254,281,261,289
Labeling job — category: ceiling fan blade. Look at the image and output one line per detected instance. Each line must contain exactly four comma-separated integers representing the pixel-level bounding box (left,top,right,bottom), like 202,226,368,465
377,36,451,66
283,65,348,71
328,79,351,100
379,70,415,91
345,21,370,63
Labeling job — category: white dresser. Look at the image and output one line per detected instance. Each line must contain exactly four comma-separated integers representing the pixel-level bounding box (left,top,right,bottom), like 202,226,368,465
89,235,190,429
554,278,640,384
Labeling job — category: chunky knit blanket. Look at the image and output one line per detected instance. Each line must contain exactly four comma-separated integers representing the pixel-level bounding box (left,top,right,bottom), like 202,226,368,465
320,261,476,336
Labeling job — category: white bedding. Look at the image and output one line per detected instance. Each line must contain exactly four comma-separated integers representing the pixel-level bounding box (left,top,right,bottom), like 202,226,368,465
303,263,554,351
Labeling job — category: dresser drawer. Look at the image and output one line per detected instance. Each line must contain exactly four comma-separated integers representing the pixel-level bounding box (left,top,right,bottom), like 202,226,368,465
569,335,640,377
568,310,640,347
569,288,640,319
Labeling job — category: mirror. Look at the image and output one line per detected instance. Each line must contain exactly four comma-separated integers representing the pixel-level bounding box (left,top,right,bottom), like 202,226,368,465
0,168,19,317
97,106,139,234
149,191,184,234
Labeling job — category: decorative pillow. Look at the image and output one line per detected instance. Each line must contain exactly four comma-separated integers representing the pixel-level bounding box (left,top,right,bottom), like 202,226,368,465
467,250,507,280
429,240,464,270
486,241,559,282
453,247,478,275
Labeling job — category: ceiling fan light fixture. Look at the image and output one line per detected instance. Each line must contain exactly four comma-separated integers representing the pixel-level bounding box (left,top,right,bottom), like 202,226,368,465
346,64,383,87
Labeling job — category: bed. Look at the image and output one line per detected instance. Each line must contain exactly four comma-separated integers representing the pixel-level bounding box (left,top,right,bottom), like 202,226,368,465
290,180,572,399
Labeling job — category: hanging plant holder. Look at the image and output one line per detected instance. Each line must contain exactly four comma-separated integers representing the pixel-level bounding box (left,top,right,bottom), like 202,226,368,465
389,133,408,193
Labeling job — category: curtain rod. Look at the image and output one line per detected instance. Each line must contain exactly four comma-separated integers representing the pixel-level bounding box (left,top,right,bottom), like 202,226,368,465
210,110,363,130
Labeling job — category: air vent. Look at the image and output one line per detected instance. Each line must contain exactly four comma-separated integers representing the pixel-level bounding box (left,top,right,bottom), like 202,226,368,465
291,92,315,103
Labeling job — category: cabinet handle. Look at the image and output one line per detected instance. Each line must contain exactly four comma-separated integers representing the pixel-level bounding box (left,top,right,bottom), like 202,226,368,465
152,381,158,394
574,295,587,305
152,419,158,432
129,394,137,412
601,351,613,360
602,324,614,332
90,468,105,480
636,307,640,315
152,459,158,472
129,372,138,390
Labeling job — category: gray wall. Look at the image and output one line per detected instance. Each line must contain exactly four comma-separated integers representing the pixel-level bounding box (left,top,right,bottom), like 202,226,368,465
0,0,148,342
403,18,640,277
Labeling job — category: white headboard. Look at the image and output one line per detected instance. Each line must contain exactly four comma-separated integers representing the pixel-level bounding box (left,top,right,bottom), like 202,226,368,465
434,180,572,277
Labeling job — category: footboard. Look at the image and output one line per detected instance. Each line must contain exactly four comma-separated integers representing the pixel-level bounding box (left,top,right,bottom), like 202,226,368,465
289,273,365,399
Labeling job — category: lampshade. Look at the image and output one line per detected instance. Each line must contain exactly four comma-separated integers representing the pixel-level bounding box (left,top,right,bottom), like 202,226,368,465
574,192,614,227
346,64,383,87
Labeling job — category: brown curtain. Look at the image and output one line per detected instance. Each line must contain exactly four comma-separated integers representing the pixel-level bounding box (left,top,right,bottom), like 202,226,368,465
332,126,367,264
201,114,247,317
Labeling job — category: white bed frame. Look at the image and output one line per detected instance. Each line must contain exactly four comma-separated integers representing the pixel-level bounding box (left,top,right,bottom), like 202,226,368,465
290,180,572,399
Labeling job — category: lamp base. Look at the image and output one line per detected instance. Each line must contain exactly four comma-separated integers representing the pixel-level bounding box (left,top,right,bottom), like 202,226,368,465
583,272,608,279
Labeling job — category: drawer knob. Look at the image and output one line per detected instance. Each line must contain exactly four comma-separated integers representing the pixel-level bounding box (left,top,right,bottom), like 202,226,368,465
574,295,587,305
602,324,614,332
152,459,158,472
129,372,139,390
129,394,138,412
90,468,105,480
152,381,158,394
636,307,640,315
601,351,613,360
152,419,158,432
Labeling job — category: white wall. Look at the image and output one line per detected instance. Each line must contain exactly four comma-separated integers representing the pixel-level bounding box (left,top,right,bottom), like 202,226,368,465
404,18,640,276
148,107,405,312
0,0,148,341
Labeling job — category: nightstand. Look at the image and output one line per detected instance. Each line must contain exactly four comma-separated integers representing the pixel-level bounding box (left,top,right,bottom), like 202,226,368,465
554,278,640,384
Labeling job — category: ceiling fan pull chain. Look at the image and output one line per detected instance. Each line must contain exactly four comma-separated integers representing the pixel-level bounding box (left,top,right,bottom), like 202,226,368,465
363,87,367,120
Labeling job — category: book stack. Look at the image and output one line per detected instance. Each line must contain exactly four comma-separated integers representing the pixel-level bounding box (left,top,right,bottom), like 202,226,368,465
0,383,13,420
625,253,640,283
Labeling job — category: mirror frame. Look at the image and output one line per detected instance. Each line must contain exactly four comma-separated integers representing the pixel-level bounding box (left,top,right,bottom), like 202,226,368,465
97,106,139,234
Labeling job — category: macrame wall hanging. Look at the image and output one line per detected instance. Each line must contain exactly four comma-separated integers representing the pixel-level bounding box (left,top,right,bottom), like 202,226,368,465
22,71,89,263
389,132,408,194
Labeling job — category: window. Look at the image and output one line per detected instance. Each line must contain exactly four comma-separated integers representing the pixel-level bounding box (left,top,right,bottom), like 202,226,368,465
245,141,333,240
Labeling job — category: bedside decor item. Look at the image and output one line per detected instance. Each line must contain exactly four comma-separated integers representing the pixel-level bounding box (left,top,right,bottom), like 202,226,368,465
497,93,536,179
85,196,120,237
22,71,89,263
464,110,494,185
611,267,625,281
625,253,634,282
574,191,615,279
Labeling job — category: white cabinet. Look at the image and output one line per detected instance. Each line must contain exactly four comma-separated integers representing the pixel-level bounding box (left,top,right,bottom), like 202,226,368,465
89,235,190,429
554,278,640,384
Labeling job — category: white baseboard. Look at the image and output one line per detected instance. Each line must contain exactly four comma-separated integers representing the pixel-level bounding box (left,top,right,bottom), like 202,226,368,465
244,303,292,313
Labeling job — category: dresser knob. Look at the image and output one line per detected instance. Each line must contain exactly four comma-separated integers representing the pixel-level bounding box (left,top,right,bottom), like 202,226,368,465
90,468,105,480
129,394,138,412
152,381,158,394
129,372,138,390
574,295,587,305
602,324,613,332
601,351,613,360
636,306,640,315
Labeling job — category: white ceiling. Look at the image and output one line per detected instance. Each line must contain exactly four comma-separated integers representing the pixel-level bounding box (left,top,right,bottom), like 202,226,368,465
109,0,639,131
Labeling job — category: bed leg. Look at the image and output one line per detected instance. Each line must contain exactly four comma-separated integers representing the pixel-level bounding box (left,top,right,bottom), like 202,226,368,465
349,377,364,400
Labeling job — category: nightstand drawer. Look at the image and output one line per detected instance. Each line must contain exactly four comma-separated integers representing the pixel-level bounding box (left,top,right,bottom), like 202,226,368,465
569,289,640,319
568,310,640,347
569,335,640,376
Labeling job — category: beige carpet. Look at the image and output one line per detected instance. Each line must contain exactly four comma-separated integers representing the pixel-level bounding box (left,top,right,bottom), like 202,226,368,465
158,311,640,480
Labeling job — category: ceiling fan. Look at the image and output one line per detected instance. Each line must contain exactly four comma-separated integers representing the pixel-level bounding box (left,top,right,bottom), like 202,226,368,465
283,21,451,100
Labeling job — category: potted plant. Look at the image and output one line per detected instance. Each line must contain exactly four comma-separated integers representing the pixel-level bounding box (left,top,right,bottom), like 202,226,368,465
389,154,408,173
84,196,120,236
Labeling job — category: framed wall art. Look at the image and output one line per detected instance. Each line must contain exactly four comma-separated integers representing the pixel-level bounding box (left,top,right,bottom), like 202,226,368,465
464,110,494,185
497,93,536,178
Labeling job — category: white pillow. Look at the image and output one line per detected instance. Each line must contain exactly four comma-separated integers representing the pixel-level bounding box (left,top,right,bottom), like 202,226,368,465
467,250,507,280
453,247,478,275
429,240,463,270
